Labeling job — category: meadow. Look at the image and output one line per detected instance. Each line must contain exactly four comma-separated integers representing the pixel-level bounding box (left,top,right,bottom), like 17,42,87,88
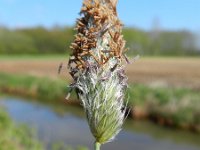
1,56,200,88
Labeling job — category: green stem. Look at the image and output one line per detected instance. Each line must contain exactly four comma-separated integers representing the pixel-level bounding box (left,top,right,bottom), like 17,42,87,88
94,142,101,150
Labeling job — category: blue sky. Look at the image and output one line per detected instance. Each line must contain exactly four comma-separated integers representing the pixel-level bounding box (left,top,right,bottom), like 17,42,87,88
0,0,200,31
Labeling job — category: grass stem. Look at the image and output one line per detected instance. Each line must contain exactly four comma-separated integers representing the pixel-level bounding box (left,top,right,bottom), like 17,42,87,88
95,142,101,150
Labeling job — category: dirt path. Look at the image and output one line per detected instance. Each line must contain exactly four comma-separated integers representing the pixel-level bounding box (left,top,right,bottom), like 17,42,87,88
1,57,200,89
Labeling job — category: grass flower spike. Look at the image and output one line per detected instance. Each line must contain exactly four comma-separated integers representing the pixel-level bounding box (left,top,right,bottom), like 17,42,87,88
68,0,128,149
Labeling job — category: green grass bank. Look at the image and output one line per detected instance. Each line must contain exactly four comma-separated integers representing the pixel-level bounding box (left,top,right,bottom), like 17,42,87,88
0,107,89,150
0,108,43,150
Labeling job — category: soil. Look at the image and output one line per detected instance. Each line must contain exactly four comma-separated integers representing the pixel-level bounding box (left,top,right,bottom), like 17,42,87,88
1,57,200,89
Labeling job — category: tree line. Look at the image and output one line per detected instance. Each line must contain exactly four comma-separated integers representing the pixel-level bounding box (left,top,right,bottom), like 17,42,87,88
0,26,199,56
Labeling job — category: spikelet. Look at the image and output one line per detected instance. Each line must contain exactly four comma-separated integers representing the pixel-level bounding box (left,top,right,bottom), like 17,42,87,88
68,0,128,146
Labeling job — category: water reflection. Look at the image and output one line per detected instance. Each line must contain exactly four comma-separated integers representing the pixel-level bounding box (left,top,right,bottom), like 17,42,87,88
0,97,199,150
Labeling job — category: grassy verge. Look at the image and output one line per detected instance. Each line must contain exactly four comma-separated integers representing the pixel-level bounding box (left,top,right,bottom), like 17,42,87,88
0,72,199,133
128,84,200,131
0,108,88,150
0,108,43,150
0,72,71,102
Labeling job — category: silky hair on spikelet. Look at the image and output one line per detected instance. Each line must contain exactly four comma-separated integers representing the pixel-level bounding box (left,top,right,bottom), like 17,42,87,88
67,0,129,148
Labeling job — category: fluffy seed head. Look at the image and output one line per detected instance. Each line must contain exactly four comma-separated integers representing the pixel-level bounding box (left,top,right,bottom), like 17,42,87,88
68,0,128,144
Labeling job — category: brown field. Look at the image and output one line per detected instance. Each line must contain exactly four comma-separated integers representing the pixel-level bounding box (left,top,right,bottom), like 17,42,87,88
1,57,200,89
